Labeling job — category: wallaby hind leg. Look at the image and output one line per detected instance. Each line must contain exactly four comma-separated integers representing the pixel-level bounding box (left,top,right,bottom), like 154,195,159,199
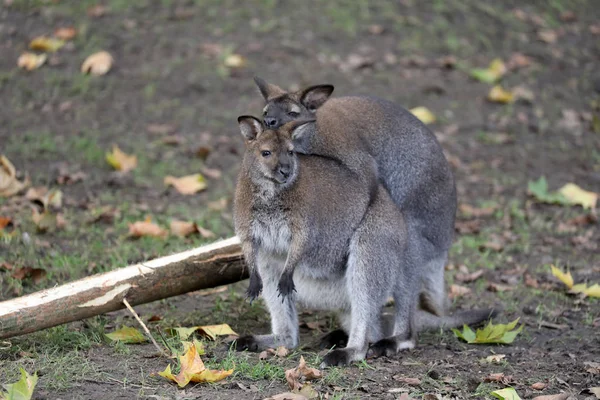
419,252,448,317
319,309,384,350
234,258,299,351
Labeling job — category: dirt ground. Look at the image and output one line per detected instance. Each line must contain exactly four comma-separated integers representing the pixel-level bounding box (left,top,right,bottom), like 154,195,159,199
1,1,600,399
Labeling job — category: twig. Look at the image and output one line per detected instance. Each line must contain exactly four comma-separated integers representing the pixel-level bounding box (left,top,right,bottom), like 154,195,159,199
122,298,166,357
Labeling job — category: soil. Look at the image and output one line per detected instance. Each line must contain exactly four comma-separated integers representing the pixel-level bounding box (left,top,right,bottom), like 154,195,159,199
1,1,599,399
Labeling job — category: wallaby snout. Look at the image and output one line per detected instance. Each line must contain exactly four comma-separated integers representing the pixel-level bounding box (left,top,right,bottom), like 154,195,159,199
264,116,278,128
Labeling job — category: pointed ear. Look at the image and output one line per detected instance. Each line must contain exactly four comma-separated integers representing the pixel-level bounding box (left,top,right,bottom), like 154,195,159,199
289,119,316,152
299,84,334,111
237,115,263,141
254,76,286,101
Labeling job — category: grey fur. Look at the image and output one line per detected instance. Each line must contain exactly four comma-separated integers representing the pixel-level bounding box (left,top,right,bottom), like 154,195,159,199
233,116,416,366
254,78,457,318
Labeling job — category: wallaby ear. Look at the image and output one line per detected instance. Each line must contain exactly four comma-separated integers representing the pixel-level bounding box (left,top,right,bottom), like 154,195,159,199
289,119,316,152
254,76,286,101
238,115,263,141
299,84,334,111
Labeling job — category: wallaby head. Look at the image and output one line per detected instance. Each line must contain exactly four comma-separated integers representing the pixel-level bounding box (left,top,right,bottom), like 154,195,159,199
254,77,334,129
237,115,315,188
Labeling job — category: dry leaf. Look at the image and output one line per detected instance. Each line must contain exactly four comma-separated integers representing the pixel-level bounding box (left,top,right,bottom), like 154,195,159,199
29,36,65,52
147,123,176,135
0,216,11,230
0,156,29,197
106,326,147,343
32,209,65,232
532,394,570,400
488,283,514,292
484,373,515,384
106,145,137,173
128,216,168,238
558,183,598,210
488,85,515,104
507,52,533,70
81,51,113,75
25,187,63,210
264,393,308,400
485,354,506,363
208,197,228,211
224,54,246,68
455,219,481,234
456,269,484,283
54,27,77,40
259,350,270,360
410,107,436,124
449,284,471,299
170,220,199,238
531,382,546,390
275,346,289,357
87,4,108,17
538,29,557,43
285,356,322,391
11,267,47,284
164,174,207,195
17,52,47,71
459,204,497,217
392,375,421,385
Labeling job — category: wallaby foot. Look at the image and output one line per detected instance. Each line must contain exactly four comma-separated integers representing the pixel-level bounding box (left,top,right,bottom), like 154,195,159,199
277,271,296,299
319,329,348,349
231,335,262,352
367,337,415,359
231,332,298,352
320,346,367,368
246,270,263,301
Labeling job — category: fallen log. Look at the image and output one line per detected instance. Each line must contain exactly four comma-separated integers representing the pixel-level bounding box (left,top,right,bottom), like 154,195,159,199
0,236,246,340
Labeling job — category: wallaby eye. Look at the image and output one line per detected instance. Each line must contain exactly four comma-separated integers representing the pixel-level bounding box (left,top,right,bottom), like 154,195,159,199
287,111,300,118
261,150,271,157
288,150,293,155
308,106,316,112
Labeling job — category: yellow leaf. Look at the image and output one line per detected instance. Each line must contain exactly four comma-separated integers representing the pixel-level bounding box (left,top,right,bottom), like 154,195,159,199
169,220,199,237
29,36,65,52
105,326,147,343
128,216,168,238
159,342,233,387
488,85,514,104
17,52,47,71
81,51,113,76
470,58,507,83
223,54,246,68
164,174,207,195
1,368,38,400
197,324,237,340
558,183,598,210
31,209,65,232
571,283,600,298
550,265,574,289
0,155,29,197
409,106,436,124
105,145,137,172
491,387,522,400
488,58,507,79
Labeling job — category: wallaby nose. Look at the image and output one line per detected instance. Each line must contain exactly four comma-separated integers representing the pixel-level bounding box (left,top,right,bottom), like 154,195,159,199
279,166,290,178
264,117,278,128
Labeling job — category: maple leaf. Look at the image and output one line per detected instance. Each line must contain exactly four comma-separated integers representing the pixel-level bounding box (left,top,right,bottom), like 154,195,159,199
558,183,598,210
128,217,168,238
452,318,523,344
105,327,147,343
1,368,38,400
106,145,137,173
29,36,65,52
470,58,507,83
173,323,237,341
409,107,436,124
0,155,29,197
528,177,569,205
81,51,113,76
17,53,47,71
164,174,207,195
488,85,514,104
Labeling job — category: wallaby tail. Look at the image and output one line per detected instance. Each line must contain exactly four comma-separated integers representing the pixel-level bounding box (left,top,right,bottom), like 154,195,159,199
416,307,501,332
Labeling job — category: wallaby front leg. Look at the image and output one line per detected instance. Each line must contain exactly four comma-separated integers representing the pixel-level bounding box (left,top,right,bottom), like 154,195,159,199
242,241,262,301
277,232,308,298
234,263,299,352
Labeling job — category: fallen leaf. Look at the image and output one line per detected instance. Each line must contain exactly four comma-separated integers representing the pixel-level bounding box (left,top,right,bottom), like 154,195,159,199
170,220,199,238
264,393,308,400
159,342,232,387
106,145,137,173
17,52,47,71
202,167,222,180
81,51,113,76
32,209,65,232
147,123,176,135
223,54,246,68
208,197,228,211
173,324,237,341
453,318,523,344
456,269,484,283
507,52,533,70
538,29,557,43
274,346,289,357
54,27,77,40
455,219,481,234
106,327,147,343
470,58,507,83
11,267,46,284
459,204,497,217
571,283,600,298
128,216,168,238
590,388,600,399
488,283,514,292
528,177,569,206
585,361,600,375
531,382,546,390
558,183,598,210
259,350,270,360
550,265,574,289
485,354,506,363
0,216,11,230
392,375,421,385
87,4,108,17
491,387,521,400
195,145,212,160
285,356,322,391
0,156,29,197
532,394,570,400
164,174,207,195
25,187,62,210
29,36,64,52
485,373,515,385
488,85,515,104
1,368,38,400
449,284,471,299
410,107,436,124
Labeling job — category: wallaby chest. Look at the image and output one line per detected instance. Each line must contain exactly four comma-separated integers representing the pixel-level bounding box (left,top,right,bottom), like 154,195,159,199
250,195,291,255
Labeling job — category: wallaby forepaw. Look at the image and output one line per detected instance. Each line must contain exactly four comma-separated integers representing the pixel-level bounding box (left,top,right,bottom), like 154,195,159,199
277,275,296,299
231,335,261,352
367,338,397,359
320,349,351,368
319,329,349,349
246,280,263,302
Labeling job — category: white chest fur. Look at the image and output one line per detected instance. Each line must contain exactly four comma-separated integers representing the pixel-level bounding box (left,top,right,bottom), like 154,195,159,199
251,213,291,255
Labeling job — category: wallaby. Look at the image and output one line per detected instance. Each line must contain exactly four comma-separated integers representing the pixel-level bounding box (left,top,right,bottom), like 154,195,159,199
233,117,497,366
254,77,456,325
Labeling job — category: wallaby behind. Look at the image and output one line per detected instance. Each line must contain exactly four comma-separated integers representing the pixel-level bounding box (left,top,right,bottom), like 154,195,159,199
254,77,457,318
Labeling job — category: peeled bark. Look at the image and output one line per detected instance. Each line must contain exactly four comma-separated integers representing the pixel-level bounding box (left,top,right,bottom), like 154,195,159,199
0,236,246,340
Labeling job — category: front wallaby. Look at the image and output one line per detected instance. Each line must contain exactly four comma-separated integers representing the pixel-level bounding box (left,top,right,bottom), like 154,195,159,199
233,116,420,366
254,77,457,318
